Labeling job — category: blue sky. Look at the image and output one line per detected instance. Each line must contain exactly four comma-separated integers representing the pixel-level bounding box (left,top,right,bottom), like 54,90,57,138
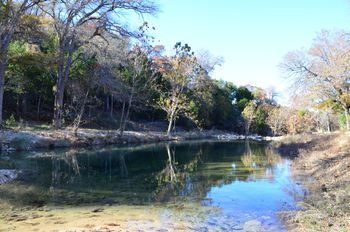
141,0,350,99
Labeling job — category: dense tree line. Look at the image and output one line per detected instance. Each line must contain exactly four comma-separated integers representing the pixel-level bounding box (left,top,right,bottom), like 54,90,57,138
0,0,284,136
2,1,346,136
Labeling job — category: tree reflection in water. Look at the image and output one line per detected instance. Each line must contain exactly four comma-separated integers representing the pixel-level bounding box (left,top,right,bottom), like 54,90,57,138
241,139,255,168
1,140,287,208
239,140,283,181
156,144,178,185
154,144,204,201
64,150,81,176
118,152,128,178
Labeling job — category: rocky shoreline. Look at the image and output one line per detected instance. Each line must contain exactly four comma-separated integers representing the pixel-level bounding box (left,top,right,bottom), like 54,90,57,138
0,128,273,152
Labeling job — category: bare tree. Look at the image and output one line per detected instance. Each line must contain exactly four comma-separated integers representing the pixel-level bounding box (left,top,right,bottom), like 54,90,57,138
281,30,350,130
195,50,223,74
117,44,159,136
67,78,92,136
37,0,158,129
267,106,288,136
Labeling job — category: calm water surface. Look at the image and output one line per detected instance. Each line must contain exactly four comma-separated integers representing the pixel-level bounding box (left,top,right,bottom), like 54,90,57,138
0,140,300,231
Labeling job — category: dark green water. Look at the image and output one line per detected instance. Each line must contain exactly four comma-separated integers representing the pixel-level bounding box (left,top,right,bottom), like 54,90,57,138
0,140,301,231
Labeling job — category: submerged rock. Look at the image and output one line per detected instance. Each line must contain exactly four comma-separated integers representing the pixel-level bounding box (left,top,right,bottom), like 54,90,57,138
0,169,18,184
243,220,264,232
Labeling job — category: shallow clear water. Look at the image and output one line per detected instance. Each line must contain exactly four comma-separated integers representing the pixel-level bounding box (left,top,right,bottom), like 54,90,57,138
0,140,300,231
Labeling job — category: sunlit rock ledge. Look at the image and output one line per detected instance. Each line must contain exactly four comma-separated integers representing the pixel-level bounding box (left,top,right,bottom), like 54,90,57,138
214,133,266,141
0,129,278,152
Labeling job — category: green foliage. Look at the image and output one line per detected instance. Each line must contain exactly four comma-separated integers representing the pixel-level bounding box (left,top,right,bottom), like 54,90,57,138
338,113,347,130
0,1,9,21
40,34,58,54
189,78,237,129
210,81,237,129
236,86,253,101
297,110,307,118
250,105,271,135
237,98,250,112
4,115,16,128
70,52,97,79
234,86,254,112
6,41,28,94
8,41,27,56
188,100,198,116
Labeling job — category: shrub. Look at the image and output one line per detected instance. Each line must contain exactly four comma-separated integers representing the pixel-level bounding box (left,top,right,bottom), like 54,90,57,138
5,115,17,128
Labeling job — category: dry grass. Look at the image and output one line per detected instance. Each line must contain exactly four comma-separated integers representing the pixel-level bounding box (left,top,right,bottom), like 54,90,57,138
276,133,350,232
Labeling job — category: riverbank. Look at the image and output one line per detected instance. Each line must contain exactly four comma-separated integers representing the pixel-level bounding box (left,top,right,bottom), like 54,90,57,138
0,128,268,152
273,133,350,232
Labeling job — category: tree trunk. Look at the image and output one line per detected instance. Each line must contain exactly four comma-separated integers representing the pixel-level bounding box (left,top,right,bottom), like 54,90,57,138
73,90,89,136
326,112,331,133
37,94,42,120
22,92,28,116
110,94,114,117
167,110,175,136
120,82,135,137
344,109,350,131
53,82,65,129
105,95,110,112
167,95,179,136
16,94,20,117
0,56,6,128
88,106,91,120
119,99,126,133
0,10,22,128
244,120,251,137
120,91,134,137
53,49,73,129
